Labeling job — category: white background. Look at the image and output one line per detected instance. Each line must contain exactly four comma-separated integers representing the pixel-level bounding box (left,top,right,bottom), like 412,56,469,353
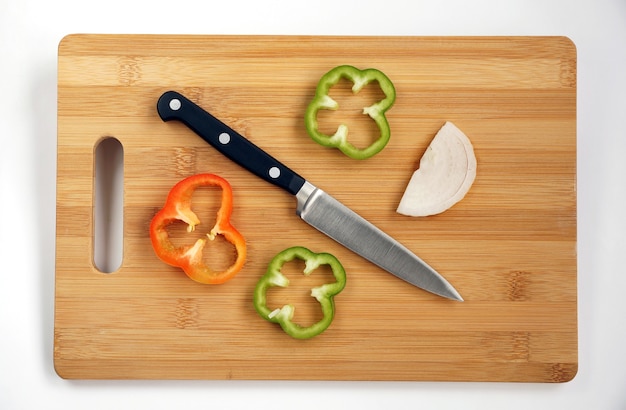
1,0,625,409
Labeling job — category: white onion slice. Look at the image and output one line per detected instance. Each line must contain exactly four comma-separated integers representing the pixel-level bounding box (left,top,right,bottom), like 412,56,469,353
396,122,476,217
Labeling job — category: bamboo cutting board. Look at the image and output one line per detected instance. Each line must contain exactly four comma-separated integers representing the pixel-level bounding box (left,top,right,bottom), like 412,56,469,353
54,35,577,382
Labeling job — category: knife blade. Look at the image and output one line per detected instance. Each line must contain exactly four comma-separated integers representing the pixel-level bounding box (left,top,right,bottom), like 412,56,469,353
157,90,463,301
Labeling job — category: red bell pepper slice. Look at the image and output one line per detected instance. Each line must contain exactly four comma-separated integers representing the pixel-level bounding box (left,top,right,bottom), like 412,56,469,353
149,173,246,284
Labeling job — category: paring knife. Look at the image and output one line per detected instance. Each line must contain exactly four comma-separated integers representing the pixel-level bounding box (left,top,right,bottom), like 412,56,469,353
157,91,463,301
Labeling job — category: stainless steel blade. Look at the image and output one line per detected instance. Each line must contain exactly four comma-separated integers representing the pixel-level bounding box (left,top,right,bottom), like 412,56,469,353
296,181,463,301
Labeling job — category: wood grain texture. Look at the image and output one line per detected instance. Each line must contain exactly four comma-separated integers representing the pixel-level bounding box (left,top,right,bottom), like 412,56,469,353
54,35,577,381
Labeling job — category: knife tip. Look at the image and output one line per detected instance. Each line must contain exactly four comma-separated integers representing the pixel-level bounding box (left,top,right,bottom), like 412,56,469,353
442,286,464,302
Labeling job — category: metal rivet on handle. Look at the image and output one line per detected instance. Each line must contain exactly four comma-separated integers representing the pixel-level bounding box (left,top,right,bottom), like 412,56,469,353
269,166,280,179
169,99,182,111
218,132,231,145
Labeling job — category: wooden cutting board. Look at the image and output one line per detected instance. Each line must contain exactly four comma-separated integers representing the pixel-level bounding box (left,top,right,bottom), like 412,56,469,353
54,35,577,382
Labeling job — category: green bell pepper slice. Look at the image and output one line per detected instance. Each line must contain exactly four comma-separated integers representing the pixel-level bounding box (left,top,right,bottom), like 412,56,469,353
253,246,347,339
304,65,396,160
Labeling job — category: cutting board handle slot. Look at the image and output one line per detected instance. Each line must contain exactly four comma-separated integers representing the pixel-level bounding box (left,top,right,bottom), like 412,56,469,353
94,136,124,273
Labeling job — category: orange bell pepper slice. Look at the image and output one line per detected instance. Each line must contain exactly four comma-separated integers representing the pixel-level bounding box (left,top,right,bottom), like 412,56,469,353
149,173,246,284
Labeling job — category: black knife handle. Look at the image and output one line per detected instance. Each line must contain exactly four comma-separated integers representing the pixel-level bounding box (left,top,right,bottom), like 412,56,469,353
157,90,306,195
